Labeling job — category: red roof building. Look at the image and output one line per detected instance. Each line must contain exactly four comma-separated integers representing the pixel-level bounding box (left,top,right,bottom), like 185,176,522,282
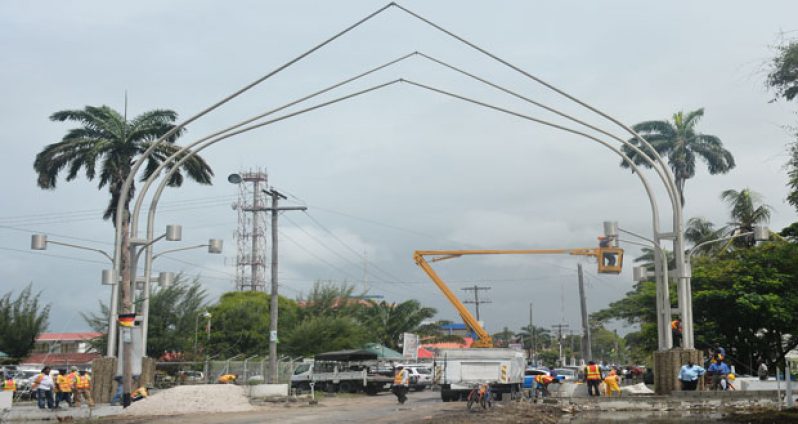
21,332,103,367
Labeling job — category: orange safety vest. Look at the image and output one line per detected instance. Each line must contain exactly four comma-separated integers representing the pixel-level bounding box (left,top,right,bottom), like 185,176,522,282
586,365,602,380
393,369,408,385
57,374,72,392
671,320,681,331
534,375,553,385
3,378,15,391
75,375,91,390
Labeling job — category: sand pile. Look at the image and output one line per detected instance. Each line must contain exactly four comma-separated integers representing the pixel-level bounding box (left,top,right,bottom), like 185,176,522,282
121,384,256,416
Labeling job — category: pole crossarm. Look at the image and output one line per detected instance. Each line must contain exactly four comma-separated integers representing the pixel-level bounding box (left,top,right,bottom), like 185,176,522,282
686,231,753,264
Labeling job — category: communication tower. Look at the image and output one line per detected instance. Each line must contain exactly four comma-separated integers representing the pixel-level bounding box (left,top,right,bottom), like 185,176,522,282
231,169,268,291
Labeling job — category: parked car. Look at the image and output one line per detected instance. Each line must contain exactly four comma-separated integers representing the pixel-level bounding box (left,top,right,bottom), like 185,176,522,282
522,368,564,389
399,364,432,391
553,368,577,381
177,370,204,384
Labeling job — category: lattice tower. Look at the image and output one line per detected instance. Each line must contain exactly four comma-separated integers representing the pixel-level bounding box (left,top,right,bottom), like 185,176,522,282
232,169,268,291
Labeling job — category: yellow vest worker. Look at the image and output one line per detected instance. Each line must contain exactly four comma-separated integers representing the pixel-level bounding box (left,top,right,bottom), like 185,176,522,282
217,374,237,384
585,364,602,380
57,374,72,393
3,378,15,392
604,370,621,396
75,375,91,390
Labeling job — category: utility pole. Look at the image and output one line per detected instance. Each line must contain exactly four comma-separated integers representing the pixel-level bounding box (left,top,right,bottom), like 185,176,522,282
551,324,569,367
578,264,593,361
263,188,306,384
462,285,491,321
529,303,535,366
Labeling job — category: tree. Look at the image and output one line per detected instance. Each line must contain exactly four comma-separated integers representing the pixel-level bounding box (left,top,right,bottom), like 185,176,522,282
0,285,50,359
33,106,215,372
767,39,798,102
357,299,436,350
720,188,771,247
692,241,798,374
296,281,365,320
283,316,368,357
34,106,214,223
685,217,726,255
81,275,208,357
786,142,798,212
620,109,735,206
208,291,298,357
145,278,207,358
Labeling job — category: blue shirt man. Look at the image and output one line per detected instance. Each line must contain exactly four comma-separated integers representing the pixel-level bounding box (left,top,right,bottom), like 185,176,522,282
708,361,730,375
678,362,705,391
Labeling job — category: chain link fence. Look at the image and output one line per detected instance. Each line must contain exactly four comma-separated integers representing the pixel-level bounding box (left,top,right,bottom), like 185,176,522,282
155,356,297,388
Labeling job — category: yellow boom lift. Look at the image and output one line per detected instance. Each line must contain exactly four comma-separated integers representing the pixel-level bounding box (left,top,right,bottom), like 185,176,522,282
413,246,623,348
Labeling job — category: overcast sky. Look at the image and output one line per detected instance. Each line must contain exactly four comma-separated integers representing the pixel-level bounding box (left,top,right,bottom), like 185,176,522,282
2,1,797,341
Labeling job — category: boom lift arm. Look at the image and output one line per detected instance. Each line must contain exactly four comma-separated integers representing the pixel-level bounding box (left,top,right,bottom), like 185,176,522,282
413,247,623,348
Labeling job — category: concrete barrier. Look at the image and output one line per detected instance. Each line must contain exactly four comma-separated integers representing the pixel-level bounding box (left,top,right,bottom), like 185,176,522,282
247,383,289,398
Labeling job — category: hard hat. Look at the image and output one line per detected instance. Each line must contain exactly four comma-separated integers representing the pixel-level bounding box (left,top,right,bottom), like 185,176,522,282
728,373,735,381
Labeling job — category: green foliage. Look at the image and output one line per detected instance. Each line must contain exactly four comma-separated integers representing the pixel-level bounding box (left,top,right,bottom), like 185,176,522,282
767,40,798,102
146,278,207,358
786,142,798,212
33,105,214,223
692,241,798,372
80,301,110,355
517,325,553,351
536,350,559,368
358,299,436,349
0,285,50,359
208,291,298,357
283,316,368,357
619,109,735,206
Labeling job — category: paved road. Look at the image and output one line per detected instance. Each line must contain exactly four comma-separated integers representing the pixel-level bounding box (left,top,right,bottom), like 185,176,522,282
114,390,463,424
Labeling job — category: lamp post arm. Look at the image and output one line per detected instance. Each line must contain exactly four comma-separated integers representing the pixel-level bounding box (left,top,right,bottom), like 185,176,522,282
152,244,209,261
130,52,417,236
45,240,114,263
686,231,753,264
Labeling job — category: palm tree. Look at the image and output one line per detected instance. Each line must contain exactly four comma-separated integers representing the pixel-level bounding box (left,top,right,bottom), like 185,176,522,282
620,108,735,206
720,188,771,247
685,217,726,256
34,105,214,364
358,300,436,349
34,105,213,223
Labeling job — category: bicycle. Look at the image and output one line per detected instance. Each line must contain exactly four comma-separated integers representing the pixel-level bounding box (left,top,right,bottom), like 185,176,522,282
466,383,493,411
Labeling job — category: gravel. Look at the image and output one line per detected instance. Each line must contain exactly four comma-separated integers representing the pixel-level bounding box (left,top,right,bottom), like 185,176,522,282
121,384,256,416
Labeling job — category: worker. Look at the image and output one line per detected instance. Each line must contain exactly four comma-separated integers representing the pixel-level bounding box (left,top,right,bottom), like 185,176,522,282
584,361,603,397
678,361,705,391
598,236,616,267
74,370,94,408
533,374,555,400
671,319,682,348
217,374,237,384
603,369,621,397
55,369,73,408
722,373,737,391
708,359,730,391
392,365,410,404
2,373,15,392
32,367,55,409
131,386,148,402
67,366,79,391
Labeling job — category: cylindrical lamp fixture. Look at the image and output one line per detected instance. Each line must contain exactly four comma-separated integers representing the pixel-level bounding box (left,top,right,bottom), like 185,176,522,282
165,224,182,241
227,173,242,184
208,239,223,254
158,272,175,287
31,234,47,250
633,266,647,282
102,269,116,285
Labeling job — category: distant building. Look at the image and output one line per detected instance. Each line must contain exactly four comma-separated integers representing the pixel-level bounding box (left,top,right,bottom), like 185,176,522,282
21,332,102,368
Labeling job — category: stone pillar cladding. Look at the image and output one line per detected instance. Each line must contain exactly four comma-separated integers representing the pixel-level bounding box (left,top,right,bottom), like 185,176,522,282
653,348,703,395
91,357,156,403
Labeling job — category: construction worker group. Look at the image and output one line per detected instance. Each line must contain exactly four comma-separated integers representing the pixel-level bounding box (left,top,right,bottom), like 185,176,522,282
27,366,94,409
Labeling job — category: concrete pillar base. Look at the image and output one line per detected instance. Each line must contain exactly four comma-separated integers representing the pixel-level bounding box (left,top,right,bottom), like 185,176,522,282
653,348,703,395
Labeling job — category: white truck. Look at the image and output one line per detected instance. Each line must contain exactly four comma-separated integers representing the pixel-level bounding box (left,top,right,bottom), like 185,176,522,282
291,349,394,395
433,348,525,402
